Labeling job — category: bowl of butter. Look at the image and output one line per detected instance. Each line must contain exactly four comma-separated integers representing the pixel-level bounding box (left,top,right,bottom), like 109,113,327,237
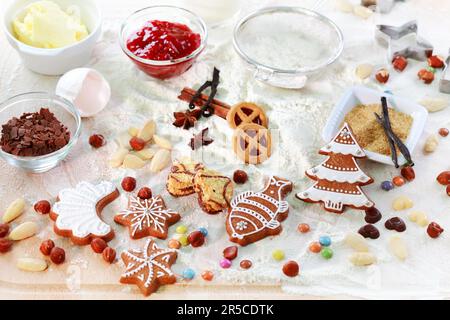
2,0,102,75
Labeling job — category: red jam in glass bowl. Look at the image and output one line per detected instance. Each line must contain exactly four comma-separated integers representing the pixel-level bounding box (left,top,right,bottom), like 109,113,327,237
127,20,201,61
121,8,206,80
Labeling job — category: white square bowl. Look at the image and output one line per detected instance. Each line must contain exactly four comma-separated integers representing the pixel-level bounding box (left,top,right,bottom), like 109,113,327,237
322,85,428,166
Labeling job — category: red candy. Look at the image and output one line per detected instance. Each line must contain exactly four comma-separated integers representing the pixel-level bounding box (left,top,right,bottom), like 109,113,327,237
127,20,201,61
282,261,299,277
187,231,205,247
223,246,238,260
427,222,444,238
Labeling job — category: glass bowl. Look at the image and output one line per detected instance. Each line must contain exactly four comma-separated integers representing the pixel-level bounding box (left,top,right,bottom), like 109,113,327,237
233,6,344,89
0,92,82,173
119,5,208,79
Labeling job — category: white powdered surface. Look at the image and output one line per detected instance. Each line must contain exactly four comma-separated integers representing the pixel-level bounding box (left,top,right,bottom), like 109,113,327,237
1,0,450,299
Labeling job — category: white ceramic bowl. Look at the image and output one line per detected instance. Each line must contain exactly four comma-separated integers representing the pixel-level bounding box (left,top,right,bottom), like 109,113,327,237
2,0,102,76
322,86,428,166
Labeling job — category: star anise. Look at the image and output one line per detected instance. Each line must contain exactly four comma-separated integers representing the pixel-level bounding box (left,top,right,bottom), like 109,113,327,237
173,109,202,130
189,128,214,150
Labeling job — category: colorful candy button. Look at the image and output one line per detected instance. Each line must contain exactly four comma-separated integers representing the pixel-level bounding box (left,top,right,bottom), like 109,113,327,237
272,249,285,261
321,247,333,259
381,180,394,191
309,242,322,253
198,227,208,237
178,235,189,246
182,268,195,280
319,235,331,247
176,225,188,234
201,270,214,281
220,258,232,269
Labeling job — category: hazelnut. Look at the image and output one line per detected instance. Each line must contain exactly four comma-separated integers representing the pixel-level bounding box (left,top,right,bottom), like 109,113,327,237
428,55,445,68
102,247,116,264
129,137,146,151
89,134,106,148
40,239,55,256
439,128,449,137
50,247,66,264
240,259,252,269
392,55,408,72
418,69,435,84
400,166,415,182
0,238,13,253
375,68,389,83
223,246,238,260
121,177,136,192
233,170,248,184
187,231,205,248
0,223,10,238
137,187,152,200
34,200,51,215
91,238,107,254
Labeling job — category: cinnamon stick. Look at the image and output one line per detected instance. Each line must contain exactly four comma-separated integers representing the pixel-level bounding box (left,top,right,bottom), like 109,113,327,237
178,87,231,119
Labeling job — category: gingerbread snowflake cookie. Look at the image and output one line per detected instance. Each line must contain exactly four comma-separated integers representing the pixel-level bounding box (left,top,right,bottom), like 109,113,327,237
226,176,293,246
296,123,374,213
50,181,119,245
115,195,180,240
120,239,177,296
194,168,234,214
166,159,204,197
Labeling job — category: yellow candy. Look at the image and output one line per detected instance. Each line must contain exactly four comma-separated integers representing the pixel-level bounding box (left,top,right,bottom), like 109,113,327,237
178,235,189,246
272,249,285,261
176,225,188,234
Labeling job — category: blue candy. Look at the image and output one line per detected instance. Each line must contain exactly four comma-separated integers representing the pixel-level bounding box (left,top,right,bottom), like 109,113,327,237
319,235,331,247
183,268,196,280
381,180,394,191
198,227,208,237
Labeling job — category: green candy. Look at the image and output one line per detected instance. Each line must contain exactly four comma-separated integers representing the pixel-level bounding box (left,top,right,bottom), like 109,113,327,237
426,66,436,73
321,247,333,259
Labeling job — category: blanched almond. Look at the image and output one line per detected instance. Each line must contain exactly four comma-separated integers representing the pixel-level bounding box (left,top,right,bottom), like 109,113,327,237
389,235,408,261
149,149,171,172
355,64,373,80
344,233,369,252
349,252,376,266
133,148,156,160
122,154,146,169
353,5,373,19
138,120,156,142
153,135,172,150
17,258,48,272
336,0,353,13
424,134,439,153
2,198,26,223
9,221,38,240
128,127,139,137
108,148,129,168
115,132,132,150
419,98,448,112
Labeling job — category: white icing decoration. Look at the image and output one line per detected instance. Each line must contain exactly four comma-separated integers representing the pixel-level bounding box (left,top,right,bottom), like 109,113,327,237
307,156,371,183
52,181,116,238
228,176,291,240
320,123,366,157
122,240,175,288
116,195,178,236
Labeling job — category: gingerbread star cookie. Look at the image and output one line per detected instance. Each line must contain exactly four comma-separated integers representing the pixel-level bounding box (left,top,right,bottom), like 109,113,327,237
226,176,293,246
120,239,177,296
166,159,204,197
194,168,234,214
50,181,119,245
115,195,180,240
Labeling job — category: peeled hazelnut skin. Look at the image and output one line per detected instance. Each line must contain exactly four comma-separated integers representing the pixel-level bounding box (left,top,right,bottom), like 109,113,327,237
50,247,66,264
121,177,137,192
375,68,389,83
34,200,51,215
40,239,55,256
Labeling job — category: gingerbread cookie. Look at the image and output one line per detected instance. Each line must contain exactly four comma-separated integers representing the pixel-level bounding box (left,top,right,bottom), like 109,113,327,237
232,123,272,164
296,123,374,213
120,239,177,296
50,181,119,245
166,159,204,197
227,102,268,129
227,176,293,246
115,195,180,240
194,168,234,214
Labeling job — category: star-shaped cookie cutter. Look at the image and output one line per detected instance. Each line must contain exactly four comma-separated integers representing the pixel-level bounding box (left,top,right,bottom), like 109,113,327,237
375,20,433,61
439,49,450,94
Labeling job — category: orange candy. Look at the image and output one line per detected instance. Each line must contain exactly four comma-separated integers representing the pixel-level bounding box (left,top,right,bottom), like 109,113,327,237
392,176,405,187
201,270,214,281
168,239,181,249
309,241,322,253
297,223,310,233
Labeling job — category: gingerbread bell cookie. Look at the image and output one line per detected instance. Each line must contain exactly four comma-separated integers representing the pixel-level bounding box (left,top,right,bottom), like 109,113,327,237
226,176,293,246
115,195,180,240
50,181,119,245
194,168,234,214
233,123,272,164
227,102,268,129
166,159,204,197
120,239,177,296
296,123,374,213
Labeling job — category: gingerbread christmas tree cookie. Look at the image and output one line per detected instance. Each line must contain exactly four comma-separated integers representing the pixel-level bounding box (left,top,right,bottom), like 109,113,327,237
50,181,119,245
226,176,293,246
115,195,180,240
296,123,374,213
120,239,177,296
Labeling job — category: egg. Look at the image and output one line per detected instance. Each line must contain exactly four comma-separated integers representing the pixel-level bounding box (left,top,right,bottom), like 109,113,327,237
55,68,111,117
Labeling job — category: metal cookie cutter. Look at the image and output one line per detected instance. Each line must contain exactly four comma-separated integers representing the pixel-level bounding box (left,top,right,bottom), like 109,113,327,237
439,49,450,94
375,20,433,61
